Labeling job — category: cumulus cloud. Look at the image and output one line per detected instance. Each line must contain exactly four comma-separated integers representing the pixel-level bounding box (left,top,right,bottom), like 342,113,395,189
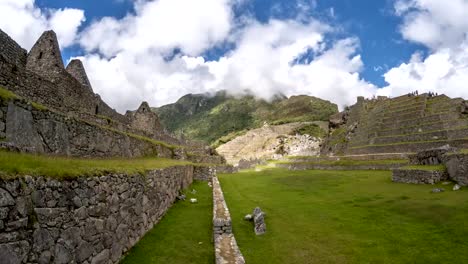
0,0,85,50
79,0,234,57
77,0,377,112
380,0,468,99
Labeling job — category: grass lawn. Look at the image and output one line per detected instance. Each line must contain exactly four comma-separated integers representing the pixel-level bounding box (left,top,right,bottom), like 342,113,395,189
121,181,214,264
219,168,468,264
0,150,191,179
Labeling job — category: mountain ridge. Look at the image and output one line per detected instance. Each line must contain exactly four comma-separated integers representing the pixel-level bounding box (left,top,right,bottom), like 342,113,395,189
153,90,338,144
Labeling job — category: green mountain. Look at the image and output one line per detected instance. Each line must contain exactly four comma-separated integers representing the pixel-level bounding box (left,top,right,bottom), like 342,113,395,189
153,91,338,144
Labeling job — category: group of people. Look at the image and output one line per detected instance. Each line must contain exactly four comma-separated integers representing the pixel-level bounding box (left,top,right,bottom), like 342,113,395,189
407,90,438,97
407,91,419,97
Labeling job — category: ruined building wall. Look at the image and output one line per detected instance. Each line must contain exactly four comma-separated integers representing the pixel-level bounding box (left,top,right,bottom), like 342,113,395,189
0,166,195,264
0,97,174,158
0,30,27,69
0,28,181,150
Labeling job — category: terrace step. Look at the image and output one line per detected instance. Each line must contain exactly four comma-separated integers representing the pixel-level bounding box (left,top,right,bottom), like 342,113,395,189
392,166,448,184
376,119,468,137
346,139,468,155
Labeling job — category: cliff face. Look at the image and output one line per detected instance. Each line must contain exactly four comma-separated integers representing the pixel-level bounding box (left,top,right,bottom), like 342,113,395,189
154,91,338,143
216,122,327,165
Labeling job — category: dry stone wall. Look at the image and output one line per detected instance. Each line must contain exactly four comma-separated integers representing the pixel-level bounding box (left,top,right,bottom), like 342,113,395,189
0,165,195,264
212,176,245,264
0,29,182,148
1,98,173,158
392,169,448,184
0,30,27,69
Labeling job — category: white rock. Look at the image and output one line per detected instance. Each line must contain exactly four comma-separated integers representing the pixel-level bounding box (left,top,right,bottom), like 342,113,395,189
453,184,461,191
190,198,198,203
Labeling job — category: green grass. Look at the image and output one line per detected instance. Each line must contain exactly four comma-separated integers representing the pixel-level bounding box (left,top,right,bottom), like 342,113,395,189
291,123,326,138
121,181,214,264
401,165,446,172
0,86,18,101
0,150,191,179
219,168,468,264
278,159,408,166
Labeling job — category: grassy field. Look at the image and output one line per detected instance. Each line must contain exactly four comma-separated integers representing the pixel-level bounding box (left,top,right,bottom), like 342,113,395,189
121,181,214,264
219,168,468,264
0,150,191,179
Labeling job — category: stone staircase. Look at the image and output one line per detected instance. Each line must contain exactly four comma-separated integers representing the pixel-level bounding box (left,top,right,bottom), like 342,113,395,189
342,94,468,155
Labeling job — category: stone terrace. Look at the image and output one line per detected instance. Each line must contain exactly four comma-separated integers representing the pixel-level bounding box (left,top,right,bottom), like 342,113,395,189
325,94,468,156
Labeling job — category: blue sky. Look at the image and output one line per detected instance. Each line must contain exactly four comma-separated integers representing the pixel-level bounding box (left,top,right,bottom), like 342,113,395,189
36,0,423,87
2,0,468,112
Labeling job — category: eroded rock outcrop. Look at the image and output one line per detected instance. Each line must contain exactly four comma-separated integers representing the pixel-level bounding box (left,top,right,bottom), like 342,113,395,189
216,122,326,165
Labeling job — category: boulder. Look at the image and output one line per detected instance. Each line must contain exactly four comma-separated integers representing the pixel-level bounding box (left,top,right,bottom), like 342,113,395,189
329,112,346,129
443,154,468,186
431,188,445,193
253,207,266,235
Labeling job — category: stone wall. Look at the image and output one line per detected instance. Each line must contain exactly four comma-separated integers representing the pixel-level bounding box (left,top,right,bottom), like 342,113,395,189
193,166,216,181
1,98,173,158
212,176,245,264
0,29,181,147
0,165,194,264
392,169,448,184
278,163,405,171
0,30,27,69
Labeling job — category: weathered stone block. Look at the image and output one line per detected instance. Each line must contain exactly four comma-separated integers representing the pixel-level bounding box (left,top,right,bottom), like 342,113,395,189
91,249,110,264
444,154,468,186
0,241,30,264
0,188,15,207
6,102,45,152
33,228,54,251
76,241,93,262
54,242,72,264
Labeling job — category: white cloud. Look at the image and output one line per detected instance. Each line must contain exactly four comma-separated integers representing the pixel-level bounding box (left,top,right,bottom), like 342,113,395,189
0,0,85,50
79,0,233,57
395,0,468,49
381,0,468,99
77,0,377,112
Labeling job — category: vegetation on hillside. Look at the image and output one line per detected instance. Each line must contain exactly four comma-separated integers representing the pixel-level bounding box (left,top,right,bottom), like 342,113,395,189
291,123,327,138
219,168,468,264
154,90,338,143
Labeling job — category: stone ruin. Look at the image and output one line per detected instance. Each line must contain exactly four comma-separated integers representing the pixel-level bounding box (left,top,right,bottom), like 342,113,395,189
322,94,468,156
0,28,221,158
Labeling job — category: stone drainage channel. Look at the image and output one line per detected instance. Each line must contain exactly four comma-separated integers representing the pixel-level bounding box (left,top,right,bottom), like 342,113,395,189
212,175,245,264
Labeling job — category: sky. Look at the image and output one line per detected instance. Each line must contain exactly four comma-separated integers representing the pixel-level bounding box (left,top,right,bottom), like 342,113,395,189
1,0,468,113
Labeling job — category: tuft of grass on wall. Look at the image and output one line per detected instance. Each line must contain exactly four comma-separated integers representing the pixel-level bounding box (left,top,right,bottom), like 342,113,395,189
0,86,19,101
0,150,191,179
